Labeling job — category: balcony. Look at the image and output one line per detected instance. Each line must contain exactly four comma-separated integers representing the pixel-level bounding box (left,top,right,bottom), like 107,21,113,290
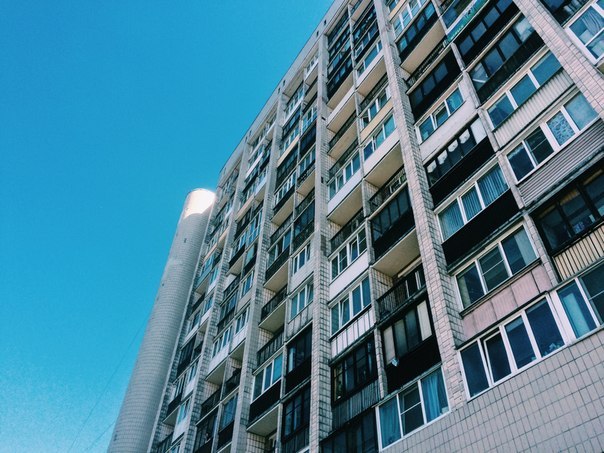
270,215,292,247
222,369,241,398
376,266,426,325
166,391,182,417
330,209,364,252
385,335,440,393
369,168,406,214
282,425,309,453
200,386,222,415
193,441,213,453
371,192,415,260
475,32,544,103
228,244,246,273
216,308,235,335
248,382,281,434
292,223,314,253
331,379,380,430
217,421,234,449
328,113,357,160
285,357,311,394
264,247,291,291
257,329,284,369
273,185,296,226
442,190,519,266
260,287,287,332
398,2,444,74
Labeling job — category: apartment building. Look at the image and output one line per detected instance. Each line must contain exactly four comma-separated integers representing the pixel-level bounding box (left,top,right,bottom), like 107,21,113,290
109,0,604,451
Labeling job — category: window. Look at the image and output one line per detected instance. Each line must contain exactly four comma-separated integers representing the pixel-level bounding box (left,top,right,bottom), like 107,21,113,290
285,84,304,119
235,307,249,334
331,229,367,279
240,272,254,297
287,328,312,373
382,300,433,364
331,277,371,333
298,146,316,176
358,41,382,75
322,411,378,453
392,0,429,36
189,310,201,333
291,282,314,319
172,376,184,400
536,168,604,252
187,360,198,383
417,88,463,142
176,399,191,424
254,354,283,399
329,151,361,199
569,1,604,61
438,166,509,240
371,188,411,244
281,124,301,155
292,243,311,274
211,327,232,357
386,0,400,12
488,52,562,127
268,229,292,266
302,104,317,133
283,386,311,438
556,261,604,338
396,2,437,58
363,115,396,160
203,294,214,314
275,172,296,205
220,395,238,429
360,86,391,130
425,119,487,186
460,298,565,397
457,227,537,307
470,17,535,90
168,444,180,453
507,93,598,181
332,338,377,401
378,368,448,448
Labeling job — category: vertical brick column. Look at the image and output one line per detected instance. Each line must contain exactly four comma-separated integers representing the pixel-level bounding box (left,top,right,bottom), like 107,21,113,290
373,0,467,408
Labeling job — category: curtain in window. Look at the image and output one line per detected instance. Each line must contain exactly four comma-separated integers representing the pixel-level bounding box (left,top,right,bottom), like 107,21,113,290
421,369,448,422
379,398,402,446
440,203,464,239
478,166,507,205
558,282,596,337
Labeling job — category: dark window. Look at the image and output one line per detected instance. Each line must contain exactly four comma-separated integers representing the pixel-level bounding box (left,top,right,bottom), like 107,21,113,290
370,188,411,243
460,343,489,397
536,168,604,253
322,410,378,453
283,386,311,438
382,300,433,364
194,410,217,450
540,0,589,24
287,327,312,372
332,339,377,402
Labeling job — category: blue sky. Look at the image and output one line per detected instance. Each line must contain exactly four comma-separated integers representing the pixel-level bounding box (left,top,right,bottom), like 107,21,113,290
0,1,331,451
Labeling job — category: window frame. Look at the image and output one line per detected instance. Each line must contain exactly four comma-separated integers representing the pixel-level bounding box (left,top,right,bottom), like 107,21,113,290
292,243,312,274
416,87,464,143
566,0,604,63
363,114,396,161
253,353,283,401
330,276,372,335
330,227,368,280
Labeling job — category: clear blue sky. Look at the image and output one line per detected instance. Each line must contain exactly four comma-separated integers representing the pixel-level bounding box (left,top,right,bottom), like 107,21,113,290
0,1,331,451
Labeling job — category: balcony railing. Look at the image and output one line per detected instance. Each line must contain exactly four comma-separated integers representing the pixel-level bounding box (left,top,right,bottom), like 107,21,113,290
407,38,448,87
273,185,295,213
295,191,314,218
270,215,292,246
223,369,241,397
398,3,438,62
331,209,364,252
376,266,426,324
223,276,241,299
249,381,281,423
332,379,380,430
369,168,406,213
359,74,388,112
156,434,173,453
265,247,291,281
193,441,213,453
285,357,311,394
229,244,246,269
385,336,440,393
328,139,358,180
442,0,473,27
200,386,222,414
257,329,284,368
292,223,314,252
329,113,356,150
217,421,234,449
300,124,316,154
276,158,298,188
372,202,415,260
216,308,235,334
261,287,288,322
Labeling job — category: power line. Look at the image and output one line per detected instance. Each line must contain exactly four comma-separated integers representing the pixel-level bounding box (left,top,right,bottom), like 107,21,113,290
82,421,115,452
66,318,146,452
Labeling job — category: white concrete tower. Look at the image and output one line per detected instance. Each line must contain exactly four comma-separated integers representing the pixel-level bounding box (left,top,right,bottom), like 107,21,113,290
108,189,215,453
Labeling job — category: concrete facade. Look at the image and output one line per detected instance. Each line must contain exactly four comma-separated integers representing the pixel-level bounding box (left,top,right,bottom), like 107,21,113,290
113,0,604,452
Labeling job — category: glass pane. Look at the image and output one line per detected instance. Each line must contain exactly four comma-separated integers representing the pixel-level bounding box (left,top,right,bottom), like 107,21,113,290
498,32,521,59
479,247,509,290
462,188,482,221
419,118,435,141
477,166,507,205
565,94,597,130
352,287,362,315
547,112,575,145
531,52,561,85
379,398,402,447
471,63,488,89
538,206,572,251
505,317,536,368
435,105,449,127
439,203,464,239
483,48,505,74
401,386,424,434
526,128,554,164
484,333,511,382
570,7,604,51
461,343,489,396
489,96,515,127
562,189,595,235
584,170,604,215
421,369,449,421
405,309,420,350
501,228,537,273
273,354,283,381
513,16,533,41
447,89,463,112
581,262,604,322
507,145,534,180
558,282,597,337
458,265,485,307
510,75,537,105
526,300,564,357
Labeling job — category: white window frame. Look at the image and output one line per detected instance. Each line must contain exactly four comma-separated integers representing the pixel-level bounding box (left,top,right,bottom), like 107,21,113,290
330,228,367,280
253,353,283,401
235,307,249,334
330,276,371,334
358,41,383,76
284,84,304,120
240,271,254,297
392,0,429,37
275,172,296,204
176,398,190,424
363,114,396,161
290,282,314,319
298,146,316,177
292,243,312,274
211,326,232,357
359,85,391,131
302,104,317,133
187,360,198,383
328,150,361,199
416,87,463,143
566,0,604,64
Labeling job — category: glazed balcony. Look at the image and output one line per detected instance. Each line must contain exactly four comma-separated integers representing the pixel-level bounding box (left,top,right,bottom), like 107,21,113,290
260,287,287,332
330,209,364,253
217,421,234,449
248,381,281,434
376,265,426,325
200,386,222,415
257,329,284,369
222,369,241,398
264,247,291,291
285,357,311,394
